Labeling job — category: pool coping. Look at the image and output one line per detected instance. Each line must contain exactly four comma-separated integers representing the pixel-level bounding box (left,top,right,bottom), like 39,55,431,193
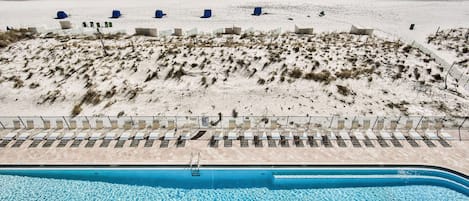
0,164,467,179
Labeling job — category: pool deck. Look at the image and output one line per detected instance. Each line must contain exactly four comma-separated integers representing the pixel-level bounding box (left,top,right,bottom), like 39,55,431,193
0,129,468,176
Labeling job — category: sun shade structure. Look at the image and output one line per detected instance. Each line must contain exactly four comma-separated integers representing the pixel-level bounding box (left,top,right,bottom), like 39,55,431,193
252,7,262,16
155,10,166,18
201,9,212,18
56,11,68,19
111,10,121,18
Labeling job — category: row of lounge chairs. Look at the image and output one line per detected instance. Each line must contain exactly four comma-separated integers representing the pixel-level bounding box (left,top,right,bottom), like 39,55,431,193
1,129,454,142
1,131,188,142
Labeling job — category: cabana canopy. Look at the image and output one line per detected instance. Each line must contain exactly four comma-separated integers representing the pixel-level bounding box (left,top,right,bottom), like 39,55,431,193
111,10,121,18
253,7,262,16
155,10,166,18
201,9,212,18
56,11,68,19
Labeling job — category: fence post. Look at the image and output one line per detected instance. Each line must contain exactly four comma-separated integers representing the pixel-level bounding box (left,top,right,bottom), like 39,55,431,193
444,63,455,89
17,116,26,129
415,116,424,130
458,117,467,141
0,120,5,129
371,116,379,131
62,116,70,129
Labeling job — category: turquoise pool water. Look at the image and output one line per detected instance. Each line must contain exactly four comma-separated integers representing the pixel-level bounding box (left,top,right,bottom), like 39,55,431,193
0,167,467,201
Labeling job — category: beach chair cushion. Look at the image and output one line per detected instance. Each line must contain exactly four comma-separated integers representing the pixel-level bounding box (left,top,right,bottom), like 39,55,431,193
366,130,377,140
380,131,392,140
134,132,145,140
409,131,422,140
393,132,405,140
149,132,160,140
3,133,17,140
244,132,254,140
339,131,350,140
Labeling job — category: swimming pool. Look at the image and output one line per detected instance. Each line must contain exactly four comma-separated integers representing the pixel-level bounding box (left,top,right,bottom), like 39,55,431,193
0,166,467,201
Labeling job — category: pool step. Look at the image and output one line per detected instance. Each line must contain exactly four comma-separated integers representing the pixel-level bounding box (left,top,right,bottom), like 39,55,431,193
272,174,469,192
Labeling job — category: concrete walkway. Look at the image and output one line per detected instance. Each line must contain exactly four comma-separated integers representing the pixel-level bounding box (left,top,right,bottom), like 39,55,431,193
0,132,467,175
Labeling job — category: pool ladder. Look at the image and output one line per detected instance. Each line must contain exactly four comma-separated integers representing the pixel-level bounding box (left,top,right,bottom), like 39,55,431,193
189,152,201,176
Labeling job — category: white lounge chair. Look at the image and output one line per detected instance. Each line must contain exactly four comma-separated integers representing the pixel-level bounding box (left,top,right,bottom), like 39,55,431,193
3,133,17,141
119,133,131,141
424,131,438,140
214,131,224,141
300,132,308,140
244,132,254,140
327,131,337,140
181,132,191,140
228,132,238,140
365,130,377,140
148,132,160,140
440,132,453,140
89,133,102,140
409,131,423,140
104,133,116,140
164,132,175,140
379,131,392,140
33,133,47,141
271,131,281,140
47,133,60,140
18,133,31,140
260,132,267,140
354,131,365,140
285,132,294,140
75,132,88,140
134,132,145,140
339,131,350,140
62,132,75,140
314,131,322,140
392,131,405,140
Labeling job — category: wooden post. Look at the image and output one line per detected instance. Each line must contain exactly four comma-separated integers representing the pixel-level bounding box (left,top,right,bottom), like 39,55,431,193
0,120,5,129
17,116,26,129
458,117,467,141
62,116,70,129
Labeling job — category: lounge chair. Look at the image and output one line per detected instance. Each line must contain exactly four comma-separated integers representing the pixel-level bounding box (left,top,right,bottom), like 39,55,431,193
104,133,116,140
424,131,439,140
244,132,254,141
365,130,377,140
314,131,322,140
47,133,60,140
33,133,48,141
379,131,392,140
62,132,75,140
327,131,337,140
300,132,308,140
120,133,131,141
164,132,176,140
228,132,238,140
90,133,102,140
339,131,350,140
181,131,191,140
3,132,17,141
75,132,88,140
214,131,224,141
392,131,406,140
409,130,423,140
135,132,146,140
148,132,160,140
271,131,281,140
285,132,294,140
354,131,365,140
260,132,268,140
18,133,31,141
440,132,453,140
